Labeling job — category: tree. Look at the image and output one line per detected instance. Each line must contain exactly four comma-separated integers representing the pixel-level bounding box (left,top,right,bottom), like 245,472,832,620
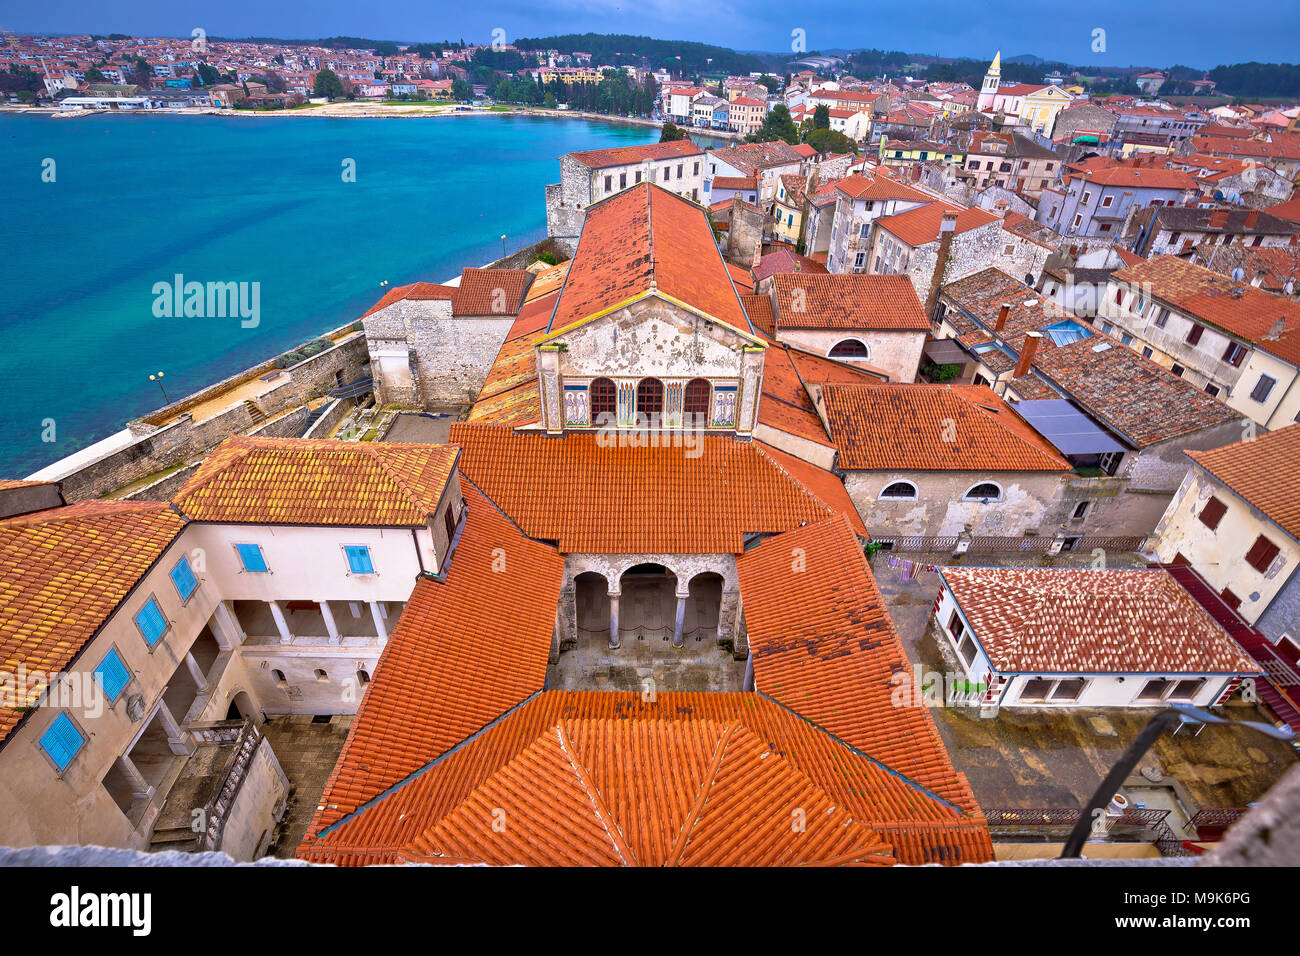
659,122,688,142
84,66,106,83
806,128,859,154
757,73,780,93
747,104,799,145
450,77,472,102
813,104,830,130
313,68,346,100
543,91,557,109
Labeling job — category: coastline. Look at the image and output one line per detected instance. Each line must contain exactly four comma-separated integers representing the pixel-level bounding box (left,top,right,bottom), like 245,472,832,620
0,101,744,139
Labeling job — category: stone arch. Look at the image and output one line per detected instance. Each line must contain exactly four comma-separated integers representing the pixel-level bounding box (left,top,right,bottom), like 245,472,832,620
687,571,725,644
226,690,260,724
635,377,665,426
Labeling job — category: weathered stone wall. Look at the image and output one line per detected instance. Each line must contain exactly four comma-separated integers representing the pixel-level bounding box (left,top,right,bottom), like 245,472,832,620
906,221,1053,305
53,333,369,501
726,198,765,264
776,328,926,382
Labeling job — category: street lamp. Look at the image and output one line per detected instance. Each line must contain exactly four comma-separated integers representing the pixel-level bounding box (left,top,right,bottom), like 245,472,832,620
500,234,507,258
149,371,170,404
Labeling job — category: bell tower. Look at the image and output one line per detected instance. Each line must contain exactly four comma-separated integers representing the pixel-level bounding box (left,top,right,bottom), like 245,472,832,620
977,50,1001,112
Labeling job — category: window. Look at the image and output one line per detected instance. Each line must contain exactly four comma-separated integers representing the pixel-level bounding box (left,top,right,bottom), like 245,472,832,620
94,648,132,703
1099,223,1112,233
854,251,866,269
947,609,965,642
133,597,169,648
39,713,85,774
344,545,375,575
272,669,287,685
1050,679,1087,701
683,378,710,425
958,635,977,667
1101,195,1113,208
589,377,616,425
619,173,626,189
1222,342,1248,367
314,668,329,682
1205,383,1221,397
635,378,664,424
634,171,641,184
1246,534,1280,573
677,163,683,178
1137,678,1171,702
1072,501,1090,520
1082,191,1092,205
693,161,700,175
1099,451,1123,476
1186,323,1204,346
1169,678,1206,701
1198,496,1228,530
1220,587,1243,611
858,223,869,238
604,175,612,191
1120,332,1132,345
829,338,869,358
1170,364,1185,377
1153,308,1170,329
1250,374,1277,403
236,543,268,573
1073,214,1083,229
662,167,669,182
170,555,198,602
963,482,1002,502
1019,678,1053,701
879,481,918,500
1141,346,1154,359
443,500,459,546
357,669,371,686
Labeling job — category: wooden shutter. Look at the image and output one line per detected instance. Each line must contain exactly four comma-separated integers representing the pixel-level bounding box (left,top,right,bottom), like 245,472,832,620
1245,535,1280,572
1197,496,1227,530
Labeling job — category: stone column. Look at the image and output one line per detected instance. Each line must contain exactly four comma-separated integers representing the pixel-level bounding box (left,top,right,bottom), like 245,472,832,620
155,701,193,756
369,601,388,647
608,587,621,650
320,601,341,645
213,601,244,650
268,601,293,645
672,588,690,648
184,651,207,690
118,754,155,800
743,650,755,692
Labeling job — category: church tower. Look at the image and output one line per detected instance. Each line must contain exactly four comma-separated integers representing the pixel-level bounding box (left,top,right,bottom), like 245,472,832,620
977,50,1001,112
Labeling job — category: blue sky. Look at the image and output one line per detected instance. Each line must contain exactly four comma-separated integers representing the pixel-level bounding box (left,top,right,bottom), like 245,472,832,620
4,0,1295,69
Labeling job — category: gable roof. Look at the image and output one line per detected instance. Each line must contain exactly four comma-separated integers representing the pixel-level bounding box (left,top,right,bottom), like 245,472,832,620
0,501,187,748
820,383,1070,471
451,268,533,316
567,139,703,170
546,183,750,336
449,423,850,553
771,274,928,331
174,435,459,526
876,202,998,248
940,567,1258,675
1187,422,1300,540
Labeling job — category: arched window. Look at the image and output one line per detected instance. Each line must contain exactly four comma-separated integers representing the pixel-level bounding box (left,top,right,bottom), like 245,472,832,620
829,338,870,359
964,482,1003,502
879,481,918,500
356,669,371,686
589,377,616,425
272,669,287,685
635,378,664,425
683,378,711,426
314,668,328,682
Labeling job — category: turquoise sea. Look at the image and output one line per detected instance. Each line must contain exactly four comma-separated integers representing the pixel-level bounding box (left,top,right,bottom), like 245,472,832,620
0,113,670,477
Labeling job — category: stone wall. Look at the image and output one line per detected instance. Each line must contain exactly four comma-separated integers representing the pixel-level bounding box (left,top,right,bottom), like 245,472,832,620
907,221,1054,306
53,332,370,501
726,198,765,265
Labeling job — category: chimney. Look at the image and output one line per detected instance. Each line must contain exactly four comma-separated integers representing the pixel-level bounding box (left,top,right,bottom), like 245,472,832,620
1265,316,1287,341
1014,331,1043,378
995,303,1011,331
1245,209,1259,230
923,211,962,316
1209,209,1229,230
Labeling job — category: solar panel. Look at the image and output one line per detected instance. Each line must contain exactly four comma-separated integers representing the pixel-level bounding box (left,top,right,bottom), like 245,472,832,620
1013,399,1127,454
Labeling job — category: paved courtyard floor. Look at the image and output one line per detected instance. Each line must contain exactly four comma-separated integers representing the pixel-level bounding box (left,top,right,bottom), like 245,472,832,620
260,715,352,858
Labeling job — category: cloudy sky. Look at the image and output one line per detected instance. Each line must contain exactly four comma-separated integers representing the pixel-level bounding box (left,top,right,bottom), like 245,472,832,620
6,0,1295,69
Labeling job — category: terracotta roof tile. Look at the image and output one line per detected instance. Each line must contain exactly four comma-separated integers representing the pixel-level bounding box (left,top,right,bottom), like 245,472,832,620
450,424,845,553
1187,421,1300,539
548,184,749,334
568,139,703,170
0,501,185,747
941,567,1259,674
302,482,565,836
772,274,928,330
451,268,533,316
174,435,459,526
821,383,1070,471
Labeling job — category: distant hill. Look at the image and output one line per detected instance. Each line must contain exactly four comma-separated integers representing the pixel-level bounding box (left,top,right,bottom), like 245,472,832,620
514,33,769,76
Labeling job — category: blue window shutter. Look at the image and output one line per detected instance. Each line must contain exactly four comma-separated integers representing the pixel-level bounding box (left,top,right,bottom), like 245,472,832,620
170,556,198,600
346,546,374,574
236,543,268,572
95,649,131,702
40,713,85,771
134,598,167,647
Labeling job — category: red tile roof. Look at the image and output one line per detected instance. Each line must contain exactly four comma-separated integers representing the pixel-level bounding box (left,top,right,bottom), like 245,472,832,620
1268,196,1300,225
0,501,186,747
771,274,929,331
450,423,848,553
940,567,1259,675
876,202,998,248
1066,165,1200,191
1113,255,1300,367
821,383,1070,471
450,268,533,316
548,183,750,334
567,139,703,170
174,435,459,526
1187,422,1300,540
302,482,565,836
362,281,455,318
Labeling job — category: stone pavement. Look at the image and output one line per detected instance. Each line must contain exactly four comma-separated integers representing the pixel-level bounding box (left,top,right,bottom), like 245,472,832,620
260,715,352,858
